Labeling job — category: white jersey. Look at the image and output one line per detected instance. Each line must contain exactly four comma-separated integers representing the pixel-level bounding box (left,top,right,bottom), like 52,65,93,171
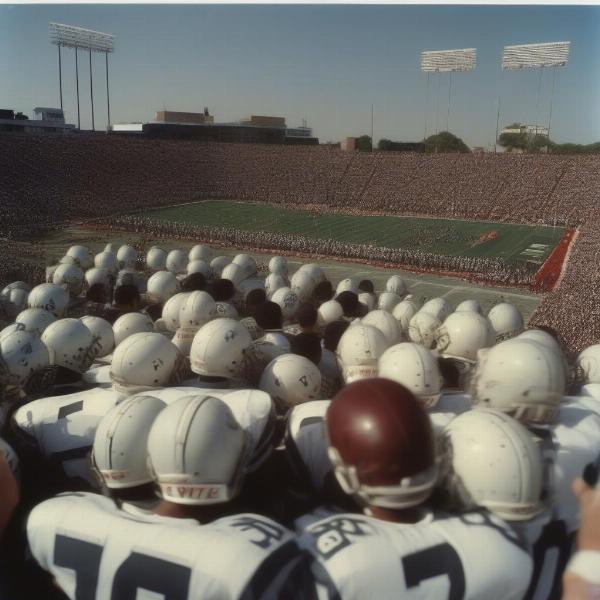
27,492,302,600
297,510,532,600
12,387,126,485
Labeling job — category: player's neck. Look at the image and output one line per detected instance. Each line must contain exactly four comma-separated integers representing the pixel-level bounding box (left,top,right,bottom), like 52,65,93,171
152,501,232,523
366,505,424,524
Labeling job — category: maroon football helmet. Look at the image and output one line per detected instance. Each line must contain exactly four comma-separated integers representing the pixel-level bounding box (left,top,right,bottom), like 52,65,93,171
326,378,437,509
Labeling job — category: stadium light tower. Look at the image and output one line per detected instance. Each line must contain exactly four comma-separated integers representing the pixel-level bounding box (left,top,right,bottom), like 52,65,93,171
420,48,477,139
501,41,570,144
50,22,114,131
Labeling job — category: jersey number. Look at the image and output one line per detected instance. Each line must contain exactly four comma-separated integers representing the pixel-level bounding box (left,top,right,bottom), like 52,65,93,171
54,534,191,600
402,543,466,600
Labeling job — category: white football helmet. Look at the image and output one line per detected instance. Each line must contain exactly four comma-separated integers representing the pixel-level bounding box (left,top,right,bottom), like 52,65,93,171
160,293,191,334
408,311,441,349
147,395,246,505
259,354,322,410
2,287,29,317
210,256,230,278
116,245,137,270
66,245,93,270
265,273,287,299
80,316,114,358
317,300,344,328
577,344,600,385
104,243,115,254
434,311,495,364
0,329,49,387
15,308,57,335
214,302,239,320
298,263,326,284
186,259,211,279
189,244,212,263
386,275,407,298
113,312,154,347
232,254,257,280
488,303,524,341
269,256,288,276
337,324,389,383
455,299,482,315
518,328,569,379
362,309,403,346
441,409,544,521
92,395,166,489
84,267,111,291
28,283,70,317
221,263,246,288
377,291,402,313
165,249,187,274
378,342,443,408
110,332,181,394
146,271,180,305
358,292,376,312
94,251,118,274
271,287,300,322
52,263,84,296
290,270,317,303
421,298,452,322
146,246,167,271
1,281,30,298
41,318,99,373
179,291,216,329
336,278,360,296
392,299,419,335
190,318,252,380
471,338,565,424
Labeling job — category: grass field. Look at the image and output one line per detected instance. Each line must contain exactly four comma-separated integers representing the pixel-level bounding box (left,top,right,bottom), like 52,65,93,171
142,200,565,267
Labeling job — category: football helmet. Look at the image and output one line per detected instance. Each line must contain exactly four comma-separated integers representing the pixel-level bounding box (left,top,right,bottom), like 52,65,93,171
186,259,211,279
116,245,137,270
92,395,166,489
269,256,288,276
377,291,402,314
259,354,322,410
147,395,246,505
28,283,70,317
434,311,495,364
392,299,419,336
518,328,569,380
112,312,154,347
327,378,437,509
471,338,565,424
179,291,216,329
232,254,257,280
146,246,167,271
214,302,239,320
79,316,114,358
271,287,300,322
362,309,403,346
190,318,252,380
358,292,376,312
1,287,29,318
221,263,246,288
146,270,180,305
0,329,49,387
408,311,441,349
455,299,482,315
189,244,212,263
15,308,57,335
337,323,389,383
336,278,360,296
94,251,118,274
290,270,318,303
488,303,524,341
378,342,443,408
110,332,181,393
52,263,84,296
386,275,407,298
84,267,111,291
441,409,544,521
161,292,191,333
66,245,93,270
1,281,30,299
210,256,230,278
298,263,326,284
41,318,99,373
165,249,187,274
421,297,452,322
577,344,600,385
317,300,344,328
265,273,287,299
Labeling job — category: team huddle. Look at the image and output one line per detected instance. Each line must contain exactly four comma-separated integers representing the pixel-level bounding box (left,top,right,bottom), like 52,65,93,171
1,242,600,599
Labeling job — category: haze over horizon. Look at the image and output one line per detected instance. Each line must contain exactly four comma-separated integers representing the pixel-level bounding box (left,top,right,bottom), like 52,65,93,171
1,4,599,148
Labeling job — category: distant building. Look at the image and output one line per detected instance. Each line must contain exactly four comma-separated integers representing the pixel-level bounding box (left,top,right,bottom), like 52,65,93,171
155,109,214,125
0,107,75,134
501,123,549,137
341,137,357,152
239,115,286,128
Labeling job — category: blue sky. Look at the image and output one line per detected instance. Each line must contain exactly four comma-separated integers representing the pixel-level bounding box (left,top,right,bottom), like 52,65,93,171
1,4,599,148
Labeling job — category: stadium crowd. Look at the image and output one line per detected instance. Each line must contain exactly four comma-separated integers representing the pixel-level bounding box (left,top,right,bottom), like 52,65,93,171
0,243,600,599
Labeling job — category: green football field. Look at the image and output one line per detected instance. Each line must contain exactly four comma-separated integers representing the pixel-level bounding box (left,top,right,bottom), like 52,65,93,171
142,200,565,267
